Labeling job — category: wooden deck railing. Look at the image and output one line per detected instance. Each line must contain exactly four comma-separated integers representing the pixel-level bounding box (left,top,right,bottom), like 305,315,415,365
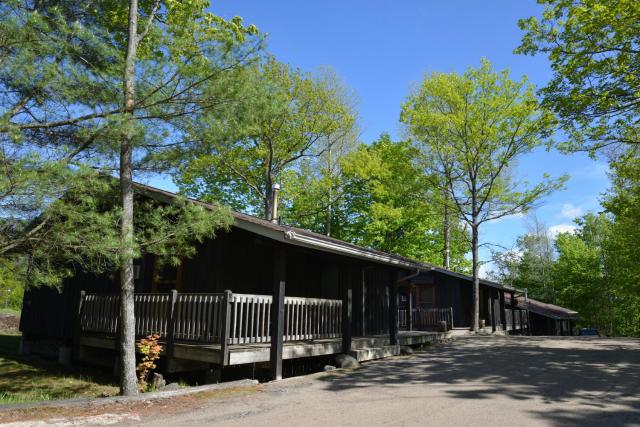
79,291,343,346
80,293,172,337
399,307,454,330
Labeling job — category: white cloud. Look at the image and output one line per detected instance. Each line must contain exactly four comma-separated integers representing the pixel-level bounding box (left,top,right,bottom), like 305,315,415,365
549,224,578,238
561,203,583,219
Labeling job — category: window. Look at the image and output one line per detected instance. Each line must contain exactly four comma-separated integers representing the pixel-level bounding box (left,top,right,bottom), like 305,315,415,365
152,258,183,292
418,285,435,309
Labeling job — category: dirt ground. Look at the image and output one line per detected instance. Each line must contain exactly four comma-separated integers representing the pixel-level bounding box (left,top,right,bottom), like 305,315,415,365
3,336,640,426
0,314,20,331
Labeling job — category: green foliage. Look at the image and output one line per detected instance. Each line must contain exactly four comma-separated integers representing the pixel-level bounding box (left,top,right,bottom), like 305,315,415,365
552,213,640,337
0,1,252,288
334,134,468,269
517,0,640,154
490,218,556,302
0,258,24,310
174,57,357,218
401,60,565,277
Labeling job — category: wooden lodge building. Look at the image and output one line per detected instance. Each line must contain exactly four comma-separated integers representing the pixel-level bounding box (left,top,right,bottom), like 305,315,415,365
19,183,579,380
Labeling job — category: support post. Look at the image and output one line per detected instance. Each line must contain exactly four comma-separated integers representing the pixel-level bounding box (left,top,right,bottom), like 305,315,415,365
270,247,286,381
389,274,399,345
361,268,367,336
449,306,454,330
166,289,178,359
73,290,86,360
408,288,413,331
220,289,232,366
499,290,506,332
490,289,496,333
511,292,516,334
342,285,352,354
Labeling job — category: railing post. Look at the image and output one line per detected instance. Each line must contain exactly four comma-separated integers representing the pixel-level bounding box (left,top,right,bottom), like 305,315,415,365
220,290,232,366
270,247,286,381
342,287,352,354
166,290,178,359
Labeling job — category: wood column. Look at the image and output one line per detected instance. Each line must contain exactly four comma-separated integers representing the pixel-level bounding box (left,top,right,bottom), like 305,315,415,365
270,247,286,381
389,273,399,345
490,289,496,333
361,268,367,336
408,286,413,331
511,292,516,333
342,284,352,354
499,290,507,332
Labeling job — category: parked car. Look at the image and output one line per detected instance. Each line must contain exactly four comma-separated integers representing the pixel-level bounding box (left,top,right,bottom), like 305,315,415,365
578,328,600,336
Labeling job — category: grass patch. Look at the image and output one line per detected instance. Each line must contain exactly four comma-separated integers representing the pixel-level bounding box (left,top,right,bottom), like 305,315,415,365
0,333,119,404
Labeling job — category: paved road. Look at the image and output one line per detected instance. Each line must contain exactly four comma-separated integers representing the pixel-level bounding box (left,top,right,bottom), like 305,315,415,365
149,336,640,427
6,337,640,427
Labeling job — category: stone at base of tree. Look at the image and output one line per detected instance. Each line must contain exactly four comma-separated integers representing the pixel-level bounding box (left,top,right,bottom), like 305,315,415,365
334,354,359,369
400,346,414,355
323,365,336,371
152,373,166,389
160,382,181,391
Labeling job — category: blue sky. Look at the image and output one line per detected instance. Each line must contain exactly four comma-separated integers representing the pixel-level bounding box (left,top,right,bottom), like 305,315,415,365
156,1,610,275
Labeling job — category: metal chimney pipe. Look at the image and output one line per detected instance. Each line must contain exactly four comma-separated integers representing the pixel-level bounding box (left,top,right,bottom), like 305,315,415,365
271,183,280,223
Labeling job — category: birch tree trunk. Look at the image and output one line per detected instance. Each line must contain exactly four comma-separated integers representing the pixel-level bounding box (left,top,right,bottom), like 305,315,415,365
119,0,139,396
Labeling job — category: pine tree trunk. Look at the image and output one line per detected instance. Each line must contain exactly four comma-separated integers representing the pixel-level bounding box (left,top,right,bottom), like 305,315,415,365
119,0,139,396
471,223,480,332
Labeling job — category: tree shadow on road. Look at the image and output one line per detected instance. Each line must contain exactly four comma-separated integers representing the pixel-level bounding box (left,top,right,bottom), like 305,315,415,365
319,336,640,426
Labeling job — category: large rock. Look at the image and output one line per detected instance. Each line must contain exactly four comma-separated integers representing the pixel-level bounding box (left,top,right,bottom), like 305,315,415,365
334,354,360,369
400,346,414,355
152,373,166,389
323,365,337,371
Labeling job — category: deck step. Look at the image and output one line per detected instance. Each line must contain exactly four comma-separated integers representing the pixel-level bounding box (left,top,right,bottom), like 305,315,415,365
349,345,400,362
351,337,390,349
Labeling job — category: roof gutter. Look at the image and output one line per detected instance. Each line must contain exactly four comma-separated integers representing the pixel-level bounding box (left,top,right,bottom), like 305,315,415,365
395,269,424,284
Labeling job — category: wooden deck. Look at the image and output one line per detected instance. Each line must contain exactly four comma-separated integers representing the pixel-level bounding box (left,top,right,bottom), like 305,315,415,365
79,330,446,369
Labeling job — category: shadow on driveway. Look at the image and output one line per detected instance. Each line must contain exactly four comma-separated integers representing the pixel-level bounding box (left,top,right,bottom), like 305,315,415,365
319,336,640,426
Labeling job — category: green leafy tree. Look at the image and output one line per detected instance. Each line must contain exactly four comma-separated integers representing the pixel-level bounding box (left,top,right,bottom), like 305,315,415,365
320,134,469,268
175,57,357,220
490,217,557,302
517,0,640,154
551,213,639,336
280,68,360,236
401,60,566,331
1,0,257,395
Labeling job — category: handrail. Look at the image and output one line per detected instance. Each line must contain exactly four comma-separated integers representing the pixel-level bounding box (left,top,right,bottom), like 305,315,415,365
79,291,343,349
399,307,454,330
